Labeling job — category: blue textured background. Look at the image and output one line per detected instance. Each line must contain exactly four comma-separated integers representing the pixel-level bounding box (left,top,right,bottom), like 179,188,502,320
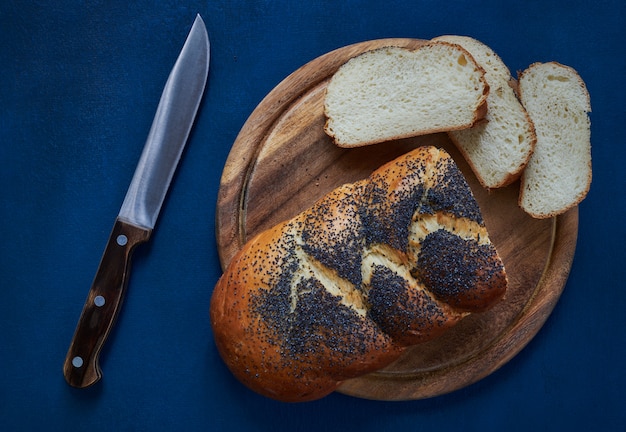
1,1,624,430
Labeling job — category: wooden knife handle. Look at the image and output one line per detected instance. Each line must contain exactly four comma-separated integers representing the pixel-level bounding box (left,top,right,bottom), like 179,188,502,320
63,218,151,388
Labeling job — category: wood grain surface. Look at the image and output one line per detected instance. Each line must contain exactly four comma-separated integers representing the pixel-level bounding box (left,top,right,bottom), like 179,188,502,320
215,38,578,400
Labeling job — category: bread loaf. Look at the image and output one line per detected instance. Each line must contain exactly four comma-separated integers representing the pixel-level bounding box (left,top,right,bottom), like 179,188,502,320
210,146,507,402
517,62,592,218
323,43,489,147
432,35,537,188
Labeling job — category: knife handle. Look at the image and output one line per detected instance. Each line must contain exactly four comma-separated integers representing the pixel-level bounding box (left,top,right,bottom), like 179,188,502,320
63,218,151,388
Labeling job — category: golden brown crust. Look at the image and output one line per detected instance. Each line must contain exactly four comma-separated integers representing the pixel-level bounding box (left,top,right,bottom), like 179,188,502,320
210,146,507,402
211,222,404,402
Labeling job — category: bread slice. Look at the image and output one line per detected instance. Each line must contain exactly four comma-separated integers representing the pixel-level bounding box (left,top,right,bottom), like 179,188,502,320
323,43,489,148
517,62,592,218
433,35,537,188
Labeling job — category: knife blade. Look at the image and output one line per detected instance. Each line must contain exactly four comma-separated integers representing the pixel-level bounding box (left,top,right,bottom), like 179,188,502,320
63,14,210,388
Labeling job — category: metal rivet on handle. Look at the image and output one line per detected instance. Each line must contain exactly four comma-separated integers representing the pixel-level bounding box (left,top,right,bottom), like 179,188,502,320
116,234,128,246
72,356,84,368
94,296,105,307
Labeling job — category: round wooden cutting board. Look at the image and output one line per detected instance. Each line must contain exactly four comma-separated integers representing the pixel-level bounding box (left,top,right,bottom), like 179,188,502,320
215,38,578,401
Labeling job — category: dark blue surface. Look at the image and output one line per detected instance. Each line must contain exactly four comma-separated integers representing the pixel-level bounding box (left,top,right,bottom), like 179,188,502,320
1,1,624,430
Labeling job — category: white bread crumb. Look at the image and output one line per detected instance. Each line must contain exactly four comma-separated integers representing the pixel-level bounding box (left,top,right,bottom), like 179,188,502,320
323,43,489,148
518,62,592,218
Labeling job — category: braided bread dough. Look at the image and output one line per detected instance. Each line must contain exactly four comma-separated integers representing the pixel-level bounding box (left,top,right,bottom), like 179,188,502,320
210,146,507,402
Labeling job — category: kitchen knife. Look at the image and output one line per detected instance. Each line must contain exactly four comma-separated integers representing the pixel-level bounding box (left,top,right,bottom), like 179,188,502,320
63,14,210,388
